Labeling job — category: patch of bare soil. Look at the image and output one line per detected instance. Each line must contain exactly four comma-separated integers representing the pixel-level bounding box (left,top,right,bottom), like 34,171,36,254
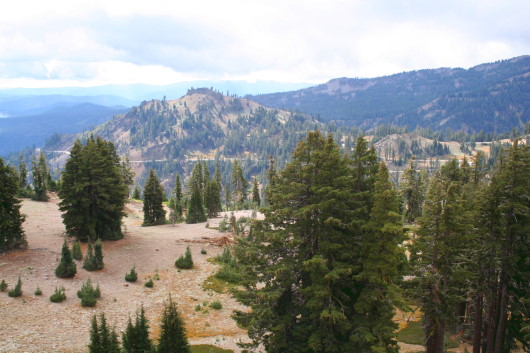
0,195,248,353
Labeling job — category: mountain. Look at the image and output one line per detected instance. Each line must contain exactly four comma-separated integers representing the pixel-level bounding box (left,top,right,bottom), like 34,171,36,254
249,56,530,133
0,80,312,103
0,103,127,154
0,94,135,117
45,88,322,186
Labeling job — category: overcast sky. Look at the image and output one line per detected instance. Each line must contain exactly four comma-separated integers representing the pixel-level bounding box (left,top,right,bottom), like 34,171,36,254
0,0,528,88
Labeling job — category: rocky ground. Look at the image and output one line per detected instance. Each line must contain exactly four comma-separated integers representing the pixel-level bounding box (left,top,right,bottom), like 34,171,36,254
0,195,247,352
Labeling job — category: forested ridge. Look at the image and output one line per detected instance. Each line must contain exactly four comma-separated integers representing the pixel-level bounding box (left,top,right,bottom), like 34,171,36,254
249,56,530,133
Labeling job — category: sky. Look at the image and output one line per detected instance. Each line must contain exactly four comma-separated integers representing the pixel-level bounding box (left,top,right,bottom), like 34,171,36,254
0,0,529,88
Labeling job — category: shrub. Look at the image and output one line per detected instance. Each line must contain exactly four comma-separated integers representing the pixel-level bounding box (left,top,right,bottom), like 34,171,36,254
34,287,43,296
194,304,201,312
201,249,207,255
175,246,193,269
218,215,229,232
0,280,7,291
72,241,82,260
55,241,77,278
144,278,154,288
8,277,22,297
125,266,138,282
77,278,100,307
83,241,104,271
209,301,222,310
50,286,66,303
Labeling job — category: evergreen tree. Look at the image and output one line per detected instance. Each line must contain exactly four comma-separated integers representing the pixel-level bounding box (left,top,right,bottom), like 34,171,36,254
186,185,206,223
399,157,427,223
55,240,77,278
204,179,222,218
18,155,27,189
122,306,152,353
0,158,27,252
353,162,405,351
59,137,130,241
470,141,530,353
72,240,83,260
251,177,261,206
142,169,167,226
8,277,22,297
89,314,120,353
132,186,141,200
411,159,472,353
31,152,49,201
233,131,390,352
231,160,249,208
169,174,183,223
157,297,191,353
94,239,104,270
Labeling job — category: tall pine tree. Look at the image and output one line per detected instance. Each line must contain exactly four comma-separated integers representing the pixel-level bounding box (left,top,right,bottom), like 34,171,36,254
0,158,27,252
157,297,190,353
142,169,166,226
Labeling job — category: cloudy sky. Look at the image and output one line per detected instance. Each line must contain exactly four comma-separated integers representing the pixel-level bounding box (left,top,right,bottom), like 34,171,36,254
0,0,528,88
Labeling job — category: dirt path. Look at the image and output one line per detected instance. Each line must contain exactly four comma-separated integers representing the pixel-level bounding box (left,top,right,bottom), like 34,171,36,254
0,196,247,353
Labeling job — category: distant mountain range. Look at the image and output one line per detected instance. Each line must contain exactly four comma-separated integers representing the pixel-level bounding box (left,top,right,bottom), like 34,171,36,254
249,56,530,133
0,103,127,154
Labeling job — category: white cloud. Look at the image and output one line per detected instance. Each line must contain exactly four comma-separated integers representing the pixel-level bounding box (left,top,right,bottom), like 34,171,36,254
0,0,528,87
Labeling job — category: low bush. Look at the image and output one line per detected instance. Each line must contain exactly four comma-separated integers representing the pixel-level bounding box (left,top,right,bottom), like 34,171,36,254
8,277,22,297
144,278,154,288
34,287,43,296
125,266,138,282
77,278,100,307
0,279,7,292
209,301,223,310
175,246,193,269
50,286,66,303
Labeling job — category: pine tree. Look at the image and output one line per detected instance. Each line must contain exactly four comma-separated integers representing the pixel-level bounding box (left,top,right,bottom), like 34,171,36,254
411,159,472,353
8,277,22,297
59,137,130,241
204,179,222,218
122,306,152,353
233,131,379,352
157,297,191,353
169,174,183,224
31,152,49,201
72,240,83,260
251,177,261,206
470,141,530,353
142,169,167,226
94,239,104,270
55,240,77,278
353,162,405,351
132,186,141,200
399,157,427,223
231,160,248,209
0,158,27,252
186,185,206,224
89,314,120,353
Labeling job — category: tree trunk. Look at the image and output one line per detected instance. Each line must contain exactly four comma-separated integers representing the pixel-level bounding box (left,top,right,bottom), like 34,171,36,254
493,283,508,353
425,318,445,353
473,294,483,353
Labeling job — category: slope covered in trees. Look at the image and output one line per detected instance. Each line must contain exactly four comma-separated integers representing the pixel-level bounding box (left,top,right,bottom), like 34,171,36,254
249,56,530,133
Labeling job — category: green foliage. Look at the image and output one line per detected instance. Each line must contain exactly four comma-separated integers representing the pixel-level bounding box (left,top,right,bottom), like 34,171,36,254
218,214,229,232
31,152,49,201
59,136,129,242
190,345,233,353
175,246,193,269
232,131,401,352
0,280,7,291
122,306,152,353
0,158,27,252
132,186,141,200
186,183,206,224
71,240,82,260
169,173,184,223
55,241,77,278
209,301,222,310
8,277,22,297
144,278,154,288
89,314,121,353
49,286,66,303
34,286,42,296
125,266,138,282
142,169,167,226
157,297,191,353
200,249,207,255
399,158,428,223
214,247,241,284
83,241,104,271
251,176,260,206
230,160,249,208
77,278,100,307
